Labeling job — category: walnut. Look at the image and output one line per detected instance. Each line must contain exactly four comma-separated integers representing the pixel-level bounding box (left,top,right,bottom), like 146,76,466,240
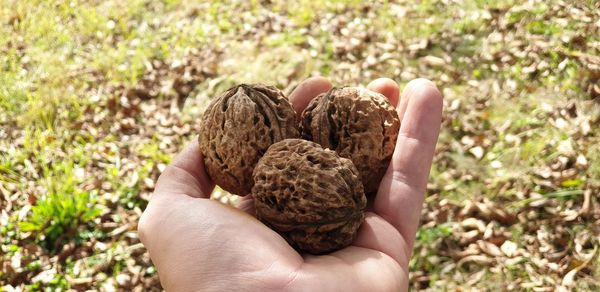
300,87,400,194
252,139,367,254
199,84,299,196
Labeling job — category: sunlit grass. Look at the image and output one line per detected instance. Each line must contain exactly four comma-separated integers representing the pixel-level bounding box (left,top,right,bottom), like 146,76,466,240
1,0,598,289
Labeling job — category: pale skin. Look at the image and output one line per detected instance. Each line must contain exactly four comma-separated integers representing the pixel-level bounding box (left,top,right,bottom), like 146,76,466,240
138,77,443,291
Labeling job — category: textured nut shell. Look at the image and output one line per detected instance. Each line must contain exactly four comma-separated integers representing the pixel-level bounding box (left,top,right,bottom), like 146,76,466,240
300,87,400,194
199,84,299,196
252,139,366,254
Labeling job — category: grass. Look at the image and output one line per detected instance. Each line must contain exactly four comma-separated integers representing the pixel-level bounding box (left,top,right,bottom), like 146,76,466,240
1,0,599,290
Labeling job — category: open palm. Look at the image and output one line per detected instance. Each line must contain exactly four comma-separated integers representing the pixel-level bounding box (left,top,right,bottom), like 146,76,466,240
138,77,442,291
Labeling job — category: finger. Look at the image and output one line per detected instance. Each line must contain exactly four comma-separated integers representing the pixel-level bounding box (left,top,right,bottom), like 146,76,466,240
374,78,442,253
367,78,400,107
395,78,434,122
288,76,332,116
154,139,215,199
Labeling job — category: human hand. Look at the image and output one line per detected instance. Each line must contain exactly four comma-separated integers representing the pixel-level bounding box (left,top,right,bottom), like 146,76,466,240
138,77,442,291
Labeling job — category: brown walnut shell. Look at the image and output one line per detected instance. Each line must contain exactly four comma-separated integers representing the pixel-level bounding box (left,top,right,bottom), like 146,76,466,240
300,87,400,195
199,84,299,196
252,138,366,254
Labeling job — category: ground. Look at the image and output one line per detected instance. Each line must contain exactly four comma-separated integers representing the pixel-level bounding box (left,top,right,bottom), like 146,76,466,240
0,0,599,290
